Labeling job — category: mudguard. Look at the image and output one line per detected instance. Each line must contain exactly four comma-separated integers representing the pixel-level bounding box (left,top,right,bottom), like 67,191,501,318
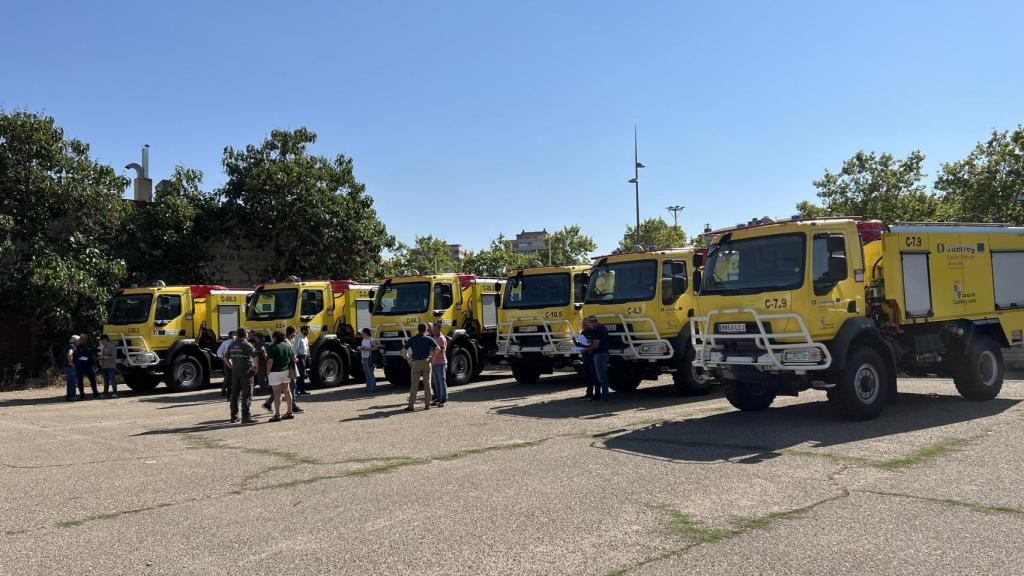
824,317,897,371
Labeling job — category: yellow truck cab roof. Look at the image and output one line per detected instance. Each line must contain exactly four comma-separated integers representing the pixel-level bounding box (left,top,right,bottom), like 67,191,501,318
593,247,697,263
508,264,590,276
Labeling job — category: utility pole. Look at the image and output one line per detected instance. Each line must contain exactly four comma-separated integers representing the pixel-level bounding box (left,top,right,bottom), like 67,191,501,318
666,205,685,228
627,126,645,247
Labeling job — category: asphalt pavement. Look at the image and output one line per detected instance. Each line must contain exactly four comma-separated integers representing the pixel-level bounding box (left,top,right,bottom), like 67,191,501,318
1,369,1022,575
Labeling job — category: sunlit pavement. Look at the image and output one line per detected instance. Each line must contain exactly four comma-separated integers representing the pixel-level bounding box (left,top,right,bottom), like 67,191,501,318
2,369,1022,575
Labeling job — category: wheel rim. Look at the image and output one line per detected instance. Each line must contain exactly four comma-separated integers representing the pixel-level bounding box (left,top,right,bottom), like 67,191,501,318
690,364,710,384
176,361,198,386
320,358,339,382
452,353,470,378
854,363,880,403
978,350,998,387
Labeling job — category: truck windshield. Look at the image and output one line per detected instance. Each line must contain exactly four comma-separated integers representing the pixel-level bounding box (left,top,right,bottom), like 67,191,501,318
374,282,430,315
108,293,153,325
701,233,806,295
586,260,657,304
247,288,299,320
503,273,570,309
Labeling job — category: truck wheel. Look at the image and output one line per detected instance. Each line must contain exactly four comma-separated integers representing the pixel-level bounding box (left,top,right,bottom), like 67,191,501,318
510,359,542,384
166,354,204,392
449,346,475,386
608,360,642,392
122,373,160,393
723,378,775,411
954,336,1004,401
383,358,411,389
673,346,712,396
311,350,345,388
827,346,889,421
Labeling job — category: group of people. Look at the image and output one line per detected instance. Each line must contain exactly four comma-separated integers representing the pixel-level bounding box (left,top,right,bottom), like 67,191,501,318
64,334,119,401
401,321,449,411
216,325,312,423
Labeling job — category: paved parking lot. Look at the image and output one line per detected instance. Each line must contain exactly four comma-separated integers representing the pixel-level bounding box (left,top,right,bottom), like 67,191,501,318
2,370,1023,575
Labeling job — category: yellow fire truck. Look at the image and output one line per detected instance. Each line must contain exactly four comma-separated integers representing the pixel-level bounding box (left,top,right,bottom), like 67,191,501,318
371,273,504,387
244,278,376,387
581,248,712,395
692,218,1024,420
496,264,590,383
103,283,252,392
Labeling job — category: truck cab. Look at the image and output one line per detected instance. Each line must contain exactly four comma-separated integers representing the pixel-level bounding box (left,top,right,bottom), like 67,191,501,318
371,273,503,387
581,248,710,395
244,278,376,387
103,283,250,392
496,264,590,384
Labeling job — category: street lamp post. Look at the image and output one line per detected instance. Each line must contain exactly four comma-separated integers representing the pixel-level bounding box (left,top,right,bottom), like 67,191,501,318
666,205,685,228
628,126,645,247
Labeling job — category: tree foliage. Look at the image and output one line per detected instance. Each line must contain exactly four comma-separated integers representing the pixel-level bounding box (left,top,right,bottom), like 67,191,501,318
120,166,221,285
388,235,456,275
219,128,394,281
797,151,941,222
618,218,687,251
935,126,1024,225
0,110,130,351
462,234,528,276
546,225,598,264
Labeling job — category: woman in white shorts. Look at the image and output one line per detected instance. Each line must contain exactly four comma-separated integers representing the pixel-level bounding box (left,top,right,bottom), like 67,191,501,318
266,330,296,422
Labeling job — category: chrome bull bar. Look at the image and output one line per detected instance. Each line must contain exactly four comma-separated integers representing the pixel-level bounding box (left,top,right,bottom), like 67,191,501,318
110,333,160,368
591,314,674,361
690,308,832,372
496,316,577,357
374,323,415,357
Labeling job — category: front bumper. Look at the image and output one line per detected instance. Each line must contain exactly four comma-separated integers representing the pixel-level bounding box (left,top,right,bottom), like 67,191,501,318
690,308,832,373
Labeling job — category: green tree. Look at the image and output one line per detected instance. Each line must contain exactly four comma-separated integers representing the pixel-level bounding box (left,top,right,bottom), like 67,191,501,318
120,166,221,285
219,128,394,281
799,150,941,222
546,225,598,264
0,110,130,363
389,235,457,275
462,234,528,276
934,127,1024,225
618,218,687,251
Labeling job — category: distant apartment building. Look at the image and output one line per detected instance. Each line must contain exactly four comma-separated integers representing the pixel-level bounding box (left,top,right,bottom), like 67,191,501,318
512,229,548,255
448,244,467,261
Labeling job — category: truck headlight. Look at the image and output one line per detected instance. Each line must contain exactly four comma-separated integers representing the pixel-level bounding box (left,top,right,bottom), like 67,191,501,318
555,341,574,351
781,349,823,364
638,343,669,355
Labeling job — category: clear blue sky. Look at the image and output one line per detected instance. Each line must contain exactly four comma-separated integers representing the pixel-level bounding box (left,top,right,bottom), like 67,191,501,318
3,1,1022,256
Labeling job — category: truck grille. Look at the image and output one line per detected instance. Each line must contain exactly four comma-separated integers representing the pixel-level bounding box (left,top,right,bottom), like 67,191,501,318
515,335,547,348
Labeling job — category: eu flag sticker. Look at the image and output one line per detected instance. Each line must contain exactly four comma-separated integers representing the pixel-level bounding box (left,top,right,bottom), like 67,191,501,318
977,243,986,252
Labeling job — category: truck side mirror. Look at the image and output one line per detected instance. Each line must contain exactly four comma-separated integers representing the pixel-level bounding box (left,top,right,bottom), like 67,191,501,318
692,270,702,292
672,275,687,296
368,289,376,300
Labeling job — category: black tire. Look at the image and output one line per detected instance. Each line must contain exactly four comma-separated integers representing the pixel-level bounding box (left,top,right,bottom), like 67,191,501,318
122,372,160,392
166,354,205,392
954,336,1004,401
673,345,712,396
607,359,642,392
383,357,411,389
449,346,474,386
510,359,542,384
723,378,776,411
311,349,345,388
827,346,889,421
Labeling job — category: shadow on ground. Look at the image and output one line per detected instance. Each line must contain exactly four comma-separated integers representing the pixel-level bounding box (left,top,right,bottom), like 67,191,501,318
596,393,1021,464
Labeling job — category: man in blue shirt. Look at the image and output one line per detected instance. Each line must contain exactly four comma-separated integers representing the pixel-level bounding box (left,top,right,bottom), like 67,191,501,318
583,316,610,403
64,335,79,401
402,323,437,411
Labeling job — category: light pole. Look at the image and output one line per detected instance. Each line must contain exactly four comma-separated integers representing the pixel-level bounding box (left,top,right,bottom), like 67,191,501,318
628,126,645,247
666,205,685,228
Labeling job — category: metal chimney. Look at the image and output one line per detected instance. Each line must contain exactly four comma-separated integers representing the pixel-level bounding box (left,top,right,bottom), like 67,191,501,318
125,145,153,203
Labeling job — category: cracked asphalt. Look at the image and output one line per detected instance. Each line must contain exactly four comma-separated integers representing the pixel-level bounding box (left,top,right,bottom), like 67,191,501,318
2,370,1023,575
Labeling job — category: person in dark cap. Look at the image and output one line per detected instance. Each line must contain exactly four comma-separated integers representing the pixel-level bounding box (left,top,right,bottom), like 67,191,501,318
224,328,258,424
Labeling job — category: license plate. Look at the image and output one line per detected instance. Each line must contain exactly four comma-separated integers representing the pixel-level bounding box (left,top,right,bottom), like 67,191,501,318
517,326,538,333
381,331,399,338
717,323,747,334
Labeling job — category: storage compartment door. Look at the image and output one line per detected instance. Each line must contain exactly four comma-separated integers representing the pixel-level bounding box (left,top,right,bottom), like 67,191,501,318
902,253,932,318
355,299,373,332
993,251,1024,309
218,305,240,338
481,294,498,329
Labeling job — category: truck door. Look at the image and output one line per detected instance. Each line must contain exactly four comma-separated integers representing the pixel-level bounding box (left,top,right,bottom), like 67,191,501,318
301,288,326,336
658,259,689,335
808,232,858,338
153,293,187,346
